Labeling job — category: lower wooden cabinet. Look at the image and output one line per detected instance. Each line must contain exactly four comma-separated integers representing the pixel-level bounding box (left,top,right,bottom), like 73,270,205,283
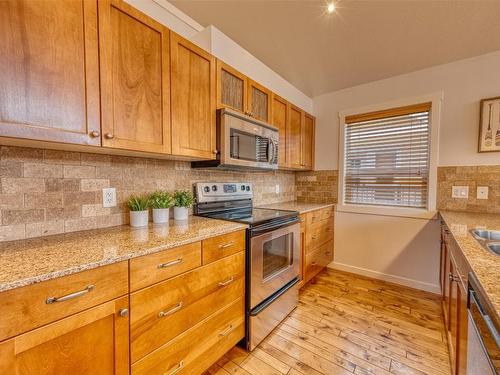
0,296,130,375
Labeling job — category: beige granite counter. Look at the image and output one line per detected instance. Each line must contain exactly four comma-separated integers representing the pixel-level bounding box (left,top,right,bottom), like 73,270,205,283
0,216,246,292
440,210,500,318
258,201,335,214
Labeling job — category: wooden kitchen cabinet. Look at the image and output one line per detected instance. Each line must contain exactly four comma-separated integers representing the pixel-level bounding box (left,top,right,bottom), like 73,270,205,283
0,0,101,146
170,32,217,159
0,296,130,375
247,79,272,123
272,94,289,168
288,105,304,169
216,60,248,113
302,113,315,170
98,0,171,154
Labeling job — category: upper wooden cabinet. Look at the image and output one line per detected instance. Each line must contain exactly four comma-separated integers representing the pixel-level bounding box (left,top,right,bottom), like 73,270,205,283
302,113,315,170
217,60,248,113
287,105,304,169
98,0,171,154
247,80,272,123
0,0,101,146
272,94,289,168
170,32,216,159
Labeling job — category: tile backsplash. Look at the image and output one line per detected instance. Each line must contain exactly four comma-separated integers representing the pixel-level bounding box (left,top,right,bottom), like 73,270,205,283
437,165,500,214
295,170,338,204
0,146,295,242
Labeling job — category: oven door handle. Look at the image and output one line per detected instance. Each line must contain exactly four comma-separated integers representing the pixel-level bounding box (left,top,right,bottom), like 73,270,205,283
251,217,299,237
470,289,500,347
250,277,299,316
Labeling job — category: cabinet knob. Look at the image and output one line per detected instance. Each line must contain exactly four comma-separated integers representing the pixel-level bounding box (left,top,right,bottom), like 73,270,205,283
89,130,100,138
118,308,128,317
105,133,114,139
213,149,219,154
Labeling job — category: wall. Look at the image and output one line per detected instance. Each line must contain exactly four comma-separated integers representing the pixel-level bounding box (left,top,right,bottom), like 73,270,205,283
0,146,295,242
295,170,338,204
312,50,500,293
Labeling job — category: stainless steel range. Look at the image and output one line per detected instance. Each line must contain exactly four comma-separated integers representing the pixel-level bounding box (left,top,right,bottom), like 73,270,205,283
194,182,300,351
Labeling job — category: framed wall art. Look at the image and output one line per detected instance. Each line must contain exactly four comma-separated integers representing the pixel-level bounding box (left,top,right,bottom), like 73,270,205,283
478,96,500,152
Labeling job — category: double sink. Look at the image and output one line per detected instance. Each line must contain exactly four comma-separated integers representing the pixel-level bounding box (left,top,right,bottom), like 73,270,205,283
471,229,500,255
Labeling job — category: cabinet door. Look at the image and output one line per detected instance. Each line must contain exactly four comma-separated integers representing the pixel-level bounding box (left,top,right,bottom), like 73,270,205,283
288,105,304,169
99,0,171,154
456,280,468,375
217,60,247,114
449,260,458,374
272,95,289,168
443,239,451,328
0,297,129,375
171,32,216,159
0,0,100,145
247,80,272,123
302,113,315,170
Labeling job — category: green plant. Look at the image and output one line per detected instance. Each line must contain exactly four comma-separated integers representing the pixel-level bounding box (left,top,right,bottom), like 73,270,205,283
173,190,195,208
148,191,174,209
127,194,150,211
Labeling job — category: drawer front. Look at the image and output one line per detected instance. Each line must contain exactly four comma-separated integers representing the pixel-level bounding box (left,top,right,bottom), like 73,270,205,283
320,206,334,220
130,251,244,362
131,297,245,375
0,261,128,342
129,242,201,291
306,218,333,251
202,230,245,264
306,206,333,226
305,240,333,283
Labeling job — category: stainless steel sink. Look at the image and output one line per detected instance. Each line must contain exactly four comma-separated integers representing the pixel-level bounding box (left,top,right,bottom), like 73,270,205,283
471,228,500,256
487,243,500,255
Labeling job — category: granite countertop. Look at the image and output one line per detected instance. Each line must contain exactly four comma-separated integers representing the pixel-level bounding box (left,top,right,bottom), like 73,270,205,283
0,216,247,293
259,201,335,214
439,210,500,319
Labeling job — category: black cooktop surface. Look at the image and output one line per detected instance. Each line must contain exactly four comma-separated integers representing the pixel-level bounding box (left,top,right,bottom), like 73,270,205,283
200,207,298,226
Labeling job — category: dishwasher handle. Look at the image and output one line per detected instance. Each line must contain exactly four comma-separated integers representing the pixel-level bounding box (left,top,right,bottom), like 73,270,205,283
469,289,500,348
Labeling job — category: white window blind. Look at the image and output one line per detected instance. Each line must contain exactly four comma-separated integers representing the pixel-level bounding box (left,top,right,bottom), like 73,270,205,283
343,103,431,209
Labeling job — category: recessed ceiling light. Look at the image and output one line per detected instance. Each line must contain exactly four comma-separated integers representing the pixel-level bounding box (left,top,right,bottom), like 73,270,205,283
327,2,335,14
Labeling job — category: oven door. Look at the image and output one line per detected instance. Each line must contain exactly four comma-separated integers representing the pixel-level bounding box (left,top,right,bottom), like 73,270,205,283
249,222,300,309
220,109,278,169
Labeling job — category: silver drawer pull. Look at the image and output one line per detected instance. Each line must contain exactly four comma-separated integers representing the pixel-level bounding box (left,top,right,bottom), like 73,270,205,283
158,258,183,269
312,235,318,240
165,360,184,375
218,276,234,287
219,324,233,337
46,285,95,304
218,241,234,249
158,301,183,318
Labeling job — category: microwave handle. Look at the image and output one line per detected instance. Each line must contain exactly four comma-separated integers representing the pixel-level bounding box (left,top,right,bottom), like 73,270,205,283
267,140,273,163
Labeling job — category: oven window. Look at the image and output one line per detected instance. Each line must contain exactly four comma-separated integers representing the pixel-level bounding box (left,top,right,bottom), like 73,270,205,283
230,129,268,162
262,233,293,280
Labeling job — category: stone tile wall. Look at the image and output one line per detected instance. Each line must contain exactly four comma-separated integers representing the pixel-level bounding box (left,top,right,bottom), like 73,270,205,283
0,146,295,242
295,170,338,204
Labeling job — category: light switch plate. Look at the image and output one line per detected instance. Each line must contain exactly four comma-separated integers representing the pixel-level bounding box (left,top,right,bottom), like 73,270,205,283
275,184,280,194
477,186,489,200
452,186,469,199
102,187,116,207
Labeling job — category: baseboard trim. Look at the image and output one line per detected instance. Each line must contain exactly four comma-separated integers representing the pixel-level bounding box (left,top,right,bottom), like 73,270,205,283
327,262,441,294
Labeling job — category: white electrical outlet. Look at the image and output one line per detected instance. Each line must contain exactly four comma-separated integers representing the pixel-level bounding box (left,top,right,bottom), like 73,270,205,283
102,187,116,207
275,184,280,194
477,186,489,200
452,186,469,199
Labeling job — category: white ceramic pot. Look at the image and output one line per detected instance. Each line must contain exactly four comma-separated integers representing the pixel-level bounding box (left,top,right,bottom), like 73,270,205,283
152,208,169,224
173,206,189,221
129,210,149,227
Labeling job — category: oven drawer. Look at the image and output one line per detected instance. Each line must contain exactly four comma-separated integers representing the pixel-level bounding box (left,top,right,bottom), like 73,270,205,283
129,242,202,291
202,230,245,264
130,252,244,362
305,240,333,281
131,297,245,375
306,218,333,251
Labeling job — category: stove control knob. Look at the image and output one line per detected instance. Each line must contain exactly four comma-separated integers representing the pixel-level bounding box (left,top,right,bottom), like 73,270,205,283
241,185,245,191
246,186,250,191
212,185,218,192
203,186,210,193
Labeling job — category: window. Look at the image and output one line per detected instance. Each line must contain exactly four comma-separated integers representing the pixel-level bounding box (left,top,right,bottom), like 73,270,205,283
342,102,432,210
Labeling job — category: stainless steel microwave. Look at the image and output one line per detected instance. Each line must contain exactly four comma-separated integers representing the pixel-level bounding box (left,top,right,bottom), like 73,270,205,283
192,109,279,170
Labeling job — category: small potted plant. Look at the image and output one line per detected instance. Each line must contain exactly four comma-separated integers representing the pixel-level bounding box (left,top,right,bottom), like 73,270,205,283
127,194,150,227
173,190,194,221
149,191,173,224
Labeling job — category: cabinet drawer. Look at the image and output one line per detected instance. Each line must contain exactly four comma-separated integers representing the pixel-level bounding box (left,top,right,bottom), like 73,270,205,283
305,240,333,283
306,218,333,252
306,207,334,226
129,242,201,291
0,261,128,342
130,252,244,362
320,206,334,220
202,230,245,264
131,297,245,375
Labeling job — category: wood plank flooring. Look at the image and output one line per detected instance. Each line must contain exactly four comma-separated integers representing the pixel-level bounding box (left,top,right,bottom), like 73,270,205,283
204,268,451,375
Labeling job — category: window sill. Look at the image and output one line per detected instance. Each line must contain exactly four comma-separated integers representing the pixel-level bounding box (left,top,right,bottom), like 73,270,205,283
336,204,438,220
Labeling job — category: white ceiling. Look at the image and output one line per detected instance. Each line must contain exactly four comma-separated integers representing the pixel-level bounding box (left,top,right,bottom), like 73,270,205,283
170,0,500,97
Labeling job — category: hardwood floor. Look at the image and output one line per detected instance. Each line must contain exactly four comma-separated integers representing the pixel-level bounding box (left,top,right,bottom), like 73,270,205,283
204,268,451,375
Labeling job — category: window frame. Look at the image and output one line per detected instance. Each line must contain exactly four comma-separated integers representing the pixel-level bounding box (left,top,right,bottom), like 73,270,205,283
337,93,442,219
